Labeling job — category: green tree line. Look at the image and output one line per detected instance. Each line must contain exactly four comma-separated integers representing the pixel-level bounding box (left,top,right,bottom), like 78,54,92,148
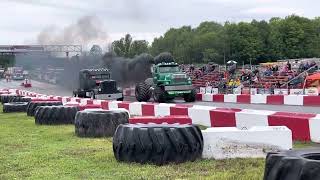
112,15,320,64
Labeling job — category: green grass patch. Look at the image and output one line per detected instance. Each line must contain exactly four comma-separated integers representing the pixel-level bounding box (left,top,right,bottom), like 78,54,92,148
0,109,316,179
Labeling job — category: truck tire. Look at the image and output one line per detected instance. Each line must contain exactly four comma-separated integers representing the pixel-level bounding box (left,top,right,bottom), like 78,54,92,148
135,82,151,102
75,109,129,137
154,52,174,64
26,101,63,116
117,97,124,101
3,102,29,113
9,96,32,103
153,86,166,103
264,149,320,180
183,89,196,102
1,94,20,104
35,106,80,125
113,124,203,165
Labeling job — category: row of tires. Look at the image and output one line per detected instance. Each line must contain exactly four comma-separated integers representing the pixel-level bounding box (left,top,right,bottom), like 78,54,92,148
1,94,319,178
1,96,204,165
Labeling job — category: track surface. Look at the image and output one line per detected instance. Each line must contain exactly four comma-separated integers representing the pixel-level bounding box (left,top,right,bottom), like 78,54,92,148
2,79,320,114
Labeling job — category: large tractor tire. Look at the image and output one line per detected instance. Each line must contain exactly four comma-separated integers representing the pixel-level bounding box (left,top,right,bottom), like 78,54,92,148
183,89,196,102
26,101,63,116
135,82,151,102
154,52,175,64
75,109,129,138
0,94,20,104
3,102,29,113
35,106,80,125
153,86,166,103
264,149,320,180
113,124,203,165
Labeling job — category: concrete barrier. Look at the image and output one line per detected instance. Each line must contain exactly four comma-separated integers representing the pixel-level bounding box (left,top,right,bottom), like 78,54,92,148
108,101,121,109
202,126,292,159
188,105,216,127
154,103,175,117
309,114,320,143
250,94,267,104
235,109,274,129
128,102,146,116
203,94,213,102
224,94,237,103
13,89,320,143
284,95,304,106
197,93,320,107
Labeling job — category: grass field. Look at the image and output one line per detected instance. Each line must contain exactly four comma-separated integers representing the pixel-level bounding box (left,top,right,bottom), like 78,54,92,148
0,109,314,180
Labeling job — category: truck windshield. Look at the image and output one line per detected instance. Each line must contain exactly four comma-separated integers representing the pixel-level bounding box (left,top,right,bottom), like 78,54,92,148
158,66,180,73
90,74,110,80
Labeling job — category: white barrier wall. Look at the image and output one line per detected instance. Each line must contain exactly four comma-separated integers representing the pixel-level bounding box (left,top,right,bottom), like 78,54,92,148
202,126,292,159
284,95,304,106
250,94,267,104
188,105,216,127
224,94,237,103
93,100,103,105
108,101,121,109
154,103,175,117
309,114,320,143
203,94,213,102
80,98,91,105
129,102,146,116
235,109,275,129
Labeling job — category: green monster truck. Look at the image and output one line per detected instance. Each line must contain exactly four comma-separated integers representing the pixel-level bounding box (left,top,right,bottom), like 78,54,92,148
135,58,196,103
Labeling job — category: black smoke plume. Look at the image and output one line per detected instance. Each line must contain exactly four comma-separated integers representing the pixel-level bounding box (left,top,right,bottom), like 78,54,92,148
102,52,154,87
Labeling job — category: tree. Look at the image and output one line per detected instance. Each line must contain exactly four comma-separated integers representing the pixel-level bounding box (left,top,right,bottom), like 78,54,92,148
149,15,320,65
89,45,103,56
111,34,149,58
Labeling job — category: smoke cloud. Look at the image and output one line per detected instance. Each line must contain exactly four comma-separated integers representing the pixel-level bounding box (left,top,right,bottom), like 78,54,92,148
102,53,154,87
37,15,109,48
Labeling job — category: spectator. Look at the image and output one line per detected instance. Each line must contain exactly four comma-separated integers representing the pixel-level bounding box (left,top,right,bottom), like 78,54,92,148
235,79,241,87
304,62,310,71
287,61,291,71
299,63,304,73
276,81,281,88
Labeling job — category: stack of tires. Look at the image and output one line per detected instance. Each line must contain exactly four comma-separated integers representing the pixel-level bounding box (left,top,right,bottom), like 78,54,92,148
2,94,31,113
26,101,63,116
75,109,129,138
3,102,29,113
35,106,80,125
0,94,21,104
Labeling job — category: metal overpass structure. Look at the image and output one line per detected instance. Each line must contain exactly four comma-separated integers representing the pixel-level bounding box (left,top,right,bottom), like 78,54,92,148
0,45,82,57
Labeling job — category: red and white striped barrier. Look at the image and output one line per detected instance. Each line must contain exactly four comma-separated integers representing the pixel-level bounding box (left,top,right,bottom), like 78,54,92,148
99,101,320,142
12,88,320,142
197,93,320,106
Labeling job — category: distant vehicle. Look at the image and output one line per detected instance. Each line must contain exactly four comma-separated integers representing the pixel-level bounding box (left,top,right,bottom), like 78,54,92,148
7,67,24,80
73,68,123,100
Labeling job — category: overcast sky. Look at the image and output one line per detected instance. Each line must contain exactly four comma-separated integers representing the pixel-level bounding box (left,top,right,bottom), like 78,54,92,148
1,0,319,46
